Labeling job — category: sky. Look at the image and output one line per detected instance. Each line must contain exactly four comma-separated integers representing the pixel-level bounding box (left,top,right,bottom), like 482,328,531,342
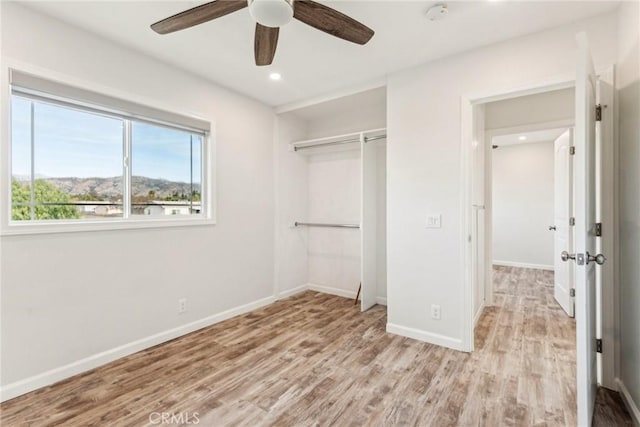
11,96,202,184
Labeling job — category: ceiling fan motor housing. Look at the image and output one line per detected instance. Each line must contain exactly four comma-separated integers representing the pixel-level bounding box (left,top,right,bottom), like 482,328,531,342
249,0,294,28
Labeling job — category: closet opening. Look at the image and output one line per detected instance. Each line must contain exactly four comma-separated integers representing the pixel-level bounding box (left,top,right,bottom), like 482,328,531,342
274,87,387,313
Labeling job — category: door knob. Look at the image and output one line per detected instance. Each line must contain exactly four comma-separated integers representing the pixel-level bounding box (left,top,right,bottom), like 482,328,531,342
549,225,557,231
586,252,606,265
561,251,575,262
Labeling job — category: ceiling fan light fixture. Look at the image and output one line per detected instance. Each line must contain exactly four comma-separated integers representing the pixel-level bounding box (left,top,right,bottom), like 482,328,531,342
249,0,294,28
151,0,375,66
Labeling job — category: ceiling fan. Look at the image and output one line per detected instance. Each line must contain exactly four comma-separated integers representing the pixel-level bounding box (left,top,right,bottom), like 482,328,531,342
151,0,375,66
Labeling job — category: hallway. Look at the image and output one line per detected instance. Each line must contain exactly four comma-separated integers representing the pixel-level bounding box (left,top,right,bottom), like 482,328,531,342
487,265,632,425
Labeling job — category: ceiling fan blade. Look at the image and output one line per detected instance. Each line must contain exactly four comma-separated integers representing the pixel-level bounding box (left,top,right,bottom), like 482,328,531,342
255,24,280,66
151,0,248,35
293,0,374,45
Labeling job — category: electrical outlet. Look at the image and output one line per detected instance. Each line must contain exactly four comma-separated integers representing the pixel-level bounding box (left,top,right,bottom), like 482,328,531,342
178,298,187,314
431,304,441,320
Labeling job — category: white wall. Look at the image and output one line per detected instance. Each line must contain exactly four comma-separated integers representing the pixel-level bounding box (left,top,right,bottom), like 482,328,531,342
616,0,640,420
301,87,386,140
307,148,362,295
386,11,617,350
484,88,575,130
0,3,276,398
492,142,555,269
273,113,309,298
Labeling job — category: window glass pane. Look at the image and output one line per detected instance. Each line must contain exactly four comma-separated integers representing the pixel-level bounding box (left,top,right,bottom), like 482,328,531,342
17,99,124,221
11,97,33,220
10,88,208,227
131,123,202,216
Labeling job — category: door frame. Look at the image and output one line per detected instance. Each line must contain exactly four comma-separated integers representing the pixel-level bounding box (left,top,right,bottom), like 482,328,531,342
460,67,617,390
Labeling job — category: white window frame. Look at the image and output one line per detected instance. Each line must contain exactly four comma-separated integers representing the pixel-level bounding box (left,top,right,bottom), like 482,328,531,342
1,65,216,235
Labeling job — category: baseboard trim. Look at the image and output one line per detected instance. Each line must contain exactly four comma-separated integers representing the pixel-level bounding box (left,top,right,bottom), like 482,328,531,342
386,323,465,352
277,284,309,300
0,295,276,403
616,378,640,426
307,283,358,299
474,303,485,327
493,260,554,271
2,283,387,402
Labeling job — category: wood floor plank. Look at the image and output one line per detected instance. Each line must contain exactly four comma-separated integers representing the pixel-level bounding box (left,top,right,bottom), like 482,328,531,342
1,268,634,426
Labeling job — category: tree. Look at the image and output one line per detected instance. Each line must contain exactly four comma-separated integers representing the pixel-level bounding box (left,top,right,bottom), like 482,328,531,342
11,180,31,221
12,179,82,220
76,189,103,201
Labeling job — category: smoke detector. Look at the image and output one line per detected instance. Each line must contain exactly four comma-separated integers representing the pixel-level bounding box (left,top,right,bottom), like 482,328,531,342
426,4,448,21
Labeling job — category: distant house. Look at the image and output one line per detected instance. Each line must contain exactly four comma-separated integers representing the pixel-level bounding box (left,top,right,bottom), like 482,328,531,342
77,204,96,214
76,201,123,217
94,205,124,216
143,201,201,216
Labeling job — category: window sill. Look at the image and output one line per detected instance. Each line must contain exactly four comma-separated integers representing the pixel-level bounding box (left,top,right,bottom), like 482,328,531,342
1,217,216,236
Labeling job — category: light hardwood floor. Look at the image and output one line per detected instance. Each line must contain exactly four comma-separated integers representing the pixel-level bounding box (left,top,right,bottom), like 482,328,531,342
1,266,633,426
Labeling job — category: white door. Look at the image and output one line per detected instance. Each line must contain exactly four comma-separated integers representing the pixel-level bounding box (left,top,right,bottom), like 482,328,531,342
553,129,575,317
571,32,604,427
361,135,378,311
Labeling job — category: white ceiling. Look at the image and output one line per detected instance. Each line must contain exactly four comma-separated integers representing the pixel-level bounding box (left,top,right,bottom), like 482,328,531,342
492,127,568,147
22,1,618,107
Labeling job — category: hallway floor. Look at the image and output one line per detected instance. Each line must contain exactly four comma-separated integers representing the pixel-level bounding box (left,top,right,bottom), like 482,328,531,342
492,265,633,426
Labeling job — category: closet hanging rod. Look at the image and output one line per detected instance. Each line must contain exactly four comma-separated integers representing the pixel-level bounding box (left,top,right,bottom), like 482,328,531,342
293,134,386,151
294,222,360,229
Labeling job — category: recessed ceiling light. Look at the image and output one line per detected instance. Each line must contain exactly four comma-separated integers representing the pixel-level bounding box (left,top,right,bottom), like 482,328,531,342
269,72,282,81
518,135,527,141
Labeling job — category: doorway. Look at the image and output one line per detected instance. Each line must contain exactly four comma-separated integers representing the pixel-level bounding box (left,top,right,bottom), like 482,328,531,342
471,87,575,323
463,63,617,425
488,125,575,317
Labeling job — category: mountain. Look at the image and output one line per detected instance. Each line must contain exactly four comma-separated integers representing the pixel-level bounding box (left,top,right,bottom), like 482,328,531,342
15,176,201,199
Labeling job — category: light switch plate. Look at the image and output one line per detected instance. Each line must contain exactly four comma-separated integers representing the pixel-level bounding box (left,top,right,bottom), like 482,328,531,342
426,214,441,228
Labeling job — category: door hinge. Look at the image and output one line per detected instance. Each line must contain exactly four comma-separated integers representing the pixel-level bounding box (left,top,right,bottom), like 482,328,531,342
596,338,603,353
570,217,575,226
570,288,575,297
570,146,576,155
595,222,602,237
596,104,602,121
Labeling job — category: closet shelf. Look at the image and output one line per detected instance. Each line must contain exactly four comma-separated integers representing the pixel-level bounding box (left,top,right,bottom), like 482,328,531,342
294,222,360,229
291,128,386,152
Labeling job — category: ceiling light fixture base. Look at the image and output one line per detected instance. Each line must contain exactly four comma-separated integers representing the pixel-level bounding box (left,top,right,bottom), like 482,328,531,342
249,0,294,28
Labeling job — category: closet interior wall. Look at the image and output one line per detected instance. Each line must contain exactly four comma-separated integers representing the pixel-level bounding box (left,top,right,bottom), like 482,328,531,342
274,88,387,303
306,144,361,298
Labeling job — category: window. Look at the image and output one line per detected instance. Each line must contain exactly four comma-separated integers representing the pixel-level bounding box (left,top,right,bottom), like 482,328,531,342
7,70,211,232
131,122,202,217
